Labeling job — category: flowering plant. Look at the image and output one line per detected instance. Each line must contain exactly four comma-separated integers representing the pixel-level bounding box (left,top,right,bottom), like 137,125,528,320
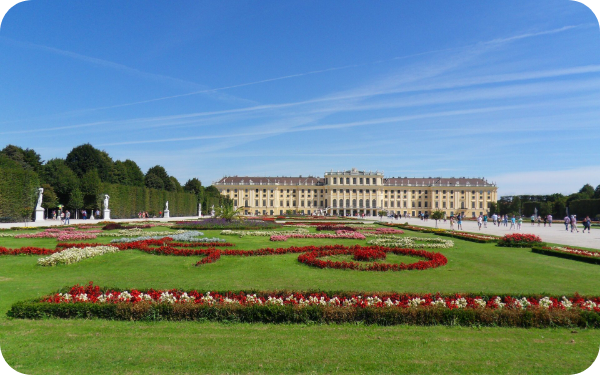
367,237,454,249
498,233,542,247
269,232,366,242
37,245,120,266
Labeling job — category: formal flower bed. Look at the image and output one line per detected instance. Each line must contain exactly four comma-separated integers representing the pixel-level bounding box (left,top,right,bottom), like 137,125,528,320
498,233,543,247
11,283,599,327
221,228,309,237
367,237,454,249
436,231,499,243
0,246,60,255
316,225,356,232
353,248,386,261
37,245,120,266
269,232,366,242
173,219,281,230
13,228,101,241
298,246,447,271
361,228,405,235
532,246,600,265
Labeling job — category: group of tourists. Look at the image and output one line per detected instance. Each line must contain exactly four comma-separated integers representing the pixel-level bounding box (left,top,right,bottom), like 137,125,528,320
138,212,151,219
51,209,101,224
529,214,554,227
564,215,593,234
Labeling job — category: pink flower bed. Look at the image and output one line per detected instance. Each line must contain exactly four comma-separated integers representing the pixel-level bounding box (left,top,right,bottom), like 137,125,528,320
361,228,405,235
15,228,99,241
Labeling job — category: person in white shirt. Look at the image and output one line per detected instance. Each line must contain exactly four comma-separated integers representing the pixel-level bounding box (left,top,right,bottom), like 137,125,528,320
477,215,483,230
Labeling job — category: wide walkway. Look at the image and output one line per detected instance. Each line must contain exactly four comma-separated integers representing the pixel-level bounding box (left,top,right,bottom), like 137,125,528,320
365,216,600,250
3,215,598,250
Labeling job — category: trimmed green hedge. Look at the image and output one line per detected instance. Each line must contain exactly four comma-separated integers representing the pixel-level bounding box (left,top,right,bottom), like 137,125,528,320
532,246,600,265
7,299,600,328
101,183,197,219
0,163,40,222
569,199,600,219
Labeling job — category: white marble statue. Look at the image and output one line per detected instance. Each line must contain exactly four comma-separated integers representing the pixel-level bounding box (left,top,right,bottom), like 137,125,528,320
199,203,202,217
36,187,44,209
103,195,110,210
165,201,169,211
211,204,215,217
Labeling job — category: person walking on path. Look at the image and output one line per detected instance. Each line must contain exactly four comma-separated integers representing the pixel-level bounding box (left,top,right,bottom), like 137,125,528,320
60,211,65,225
548,214,553,227
510,216,516,230
450,216,455,230
483,215,488,228
571,215,579,233
517,217,523,230
564,215,570,231
583,216,592,233
537,216,542,226
531,214,535,226
65,210,70,225
457,215,463,230
543,216,547,227
477,215,483,230
503,215,508,227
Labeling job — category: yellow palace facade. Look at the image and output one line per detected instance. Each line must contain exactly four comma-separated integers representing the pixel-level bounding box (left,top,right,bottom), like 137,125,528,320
214,168,498,217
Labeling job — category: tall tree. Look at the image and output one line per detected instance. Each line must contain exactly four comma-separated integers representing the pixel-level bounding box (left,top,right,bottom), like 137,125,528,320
145,165,173,191
0,145,43,172
42,159,80,205
595,185,600,199
169,176,183,192
112,161,130,185
65,144,113,181
144,173,164,190
123,159,145,186
81,169,102,208
183,178,203,196
578,184,595,199
40,184,58,209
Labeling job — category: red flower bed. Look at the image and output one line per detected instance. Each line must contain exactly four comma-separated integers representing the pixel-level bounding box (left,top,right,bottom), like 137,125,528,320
298,245,447,271
353,249,386,261
0,246,60,255
498,233,542,247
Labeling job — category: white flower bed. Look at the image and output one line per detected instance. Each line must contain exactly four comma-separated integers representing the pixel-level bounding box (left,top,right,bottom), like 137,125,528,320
37,245,120,266
221,228,309,237
110,230,226,244
97,229,184,238
367,237,454,249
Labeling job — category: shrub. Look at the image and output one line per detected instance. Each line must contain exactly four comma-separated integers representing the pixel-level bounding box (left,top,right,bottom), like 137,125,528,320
497,234,542,247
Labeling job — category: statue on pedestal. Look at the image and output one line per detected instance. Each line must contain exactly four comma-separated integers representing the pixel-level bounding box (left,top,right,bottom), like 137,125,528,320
199,203,202,217
104,195,110,210
165,201,169,211
36,187,44,209
211,205,215,217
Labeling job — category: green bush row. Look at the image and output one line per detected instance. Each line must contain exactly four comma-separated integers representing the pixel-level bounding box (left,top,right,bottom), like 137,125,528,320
532,246,600,265
0,164,40,222
7,300,600,328
101,182,197,219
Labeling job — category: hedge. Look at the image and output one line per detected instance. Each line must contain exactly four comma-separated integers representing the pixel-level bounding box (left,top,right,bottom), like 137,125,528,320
569,199,600,219
100,183,197,219
532,246,600,265
0,164,40,223
8,299,600,328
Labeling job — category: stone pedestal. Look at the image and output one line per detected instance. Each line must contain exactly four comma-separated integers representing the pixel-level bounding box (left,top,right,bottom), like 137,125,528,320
103,209,111,220
164,210,170,218
35,208,44,222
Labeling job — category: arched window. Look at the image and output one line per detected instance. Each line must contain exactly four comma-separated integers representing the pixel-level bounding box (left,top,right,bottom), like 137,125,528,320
359,199,363,207
352,199,356,207
372,199,377,208
346,199,350,207
333,199,337,208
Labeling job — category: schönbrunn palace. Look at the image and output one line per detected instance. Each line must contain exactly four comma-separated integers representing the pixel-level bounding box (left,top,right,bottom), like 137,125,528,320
214,168,498,217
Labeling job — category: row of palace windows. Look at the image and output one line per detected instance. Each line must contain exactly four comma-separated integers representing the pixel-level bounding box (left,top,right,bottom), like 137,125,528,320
235,200,328,208
330,177,380,185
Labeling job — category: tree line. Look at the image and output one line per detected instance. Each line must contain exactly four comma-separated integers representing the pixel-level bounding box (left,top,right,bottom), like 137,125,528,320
0,143,231,220
497,184,600,219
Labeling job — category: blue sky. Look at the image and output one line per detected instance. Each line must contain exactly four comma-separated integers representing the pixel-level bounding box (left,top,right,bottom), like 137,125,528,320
0,0,599,196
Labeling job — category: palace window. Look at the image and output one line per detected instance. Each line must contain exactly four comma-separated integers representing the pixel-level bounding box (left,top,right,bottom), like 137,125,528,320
366,178,370,184
372,199,376,208
255,200,258,206
346,199,350,207
353,178,356,184
333,199,337,208
359,199,363,207
270,200,274,206
360,178,363,184
346,178,350,184
333,178,337,184
263,200,266,206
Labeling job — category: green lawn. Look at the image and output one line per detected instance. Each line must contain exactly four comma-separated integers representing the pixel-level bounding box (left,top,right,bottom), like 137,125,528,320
1,226,599,374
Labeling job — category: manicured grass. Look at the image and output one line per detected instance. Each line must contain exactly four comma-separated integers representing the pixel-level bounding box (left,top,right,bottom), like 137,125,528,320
1,226,600,374
1,320,597,375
